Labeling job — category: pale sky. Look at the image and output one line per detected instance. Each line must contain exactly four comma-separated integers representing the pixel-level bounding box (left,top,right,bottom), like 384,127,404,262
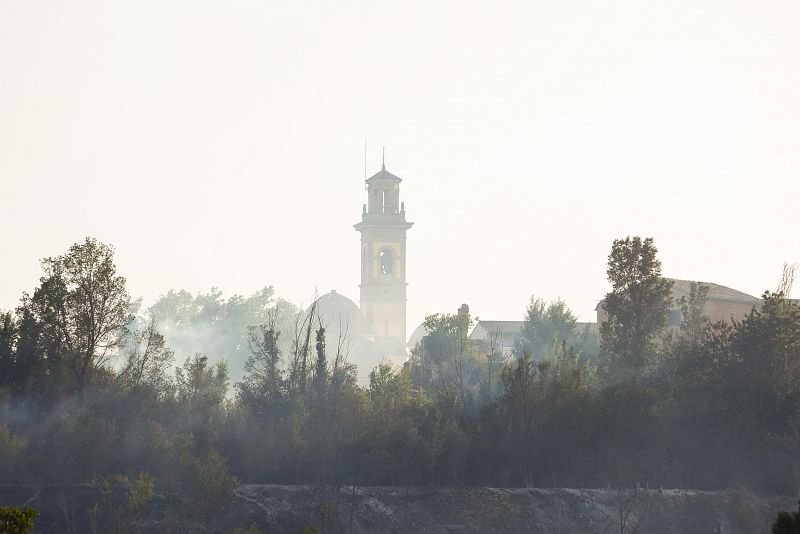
2,0,799,332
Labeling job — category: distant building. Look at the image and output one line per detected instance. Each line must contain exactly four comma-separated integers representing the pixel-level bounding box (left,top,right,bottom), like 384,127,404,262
595,278,762,327
303,289,403,384
406,322,429,352
469,320,525,355
468,320,598,356
303,163,414,383
306,289,376,339
354,163,413,357
449,279,761,360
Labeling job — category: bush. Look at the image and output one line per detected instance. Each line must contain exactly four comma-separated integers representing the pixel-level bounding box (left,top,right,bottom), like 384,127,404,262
0,507,39,534
127,472,155,518
773,501,800,534
0,425,28,481
191,450,239,516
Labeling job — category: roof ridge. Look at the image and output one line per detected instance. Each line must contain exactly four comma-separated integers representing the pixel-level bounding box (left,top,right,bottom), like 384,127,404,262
366,168,402,182
667,278,760,303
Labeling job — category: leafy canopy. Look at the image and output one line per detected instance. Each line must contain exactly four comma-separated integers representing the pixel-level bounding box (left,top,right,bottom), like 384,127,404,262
600,236,673,375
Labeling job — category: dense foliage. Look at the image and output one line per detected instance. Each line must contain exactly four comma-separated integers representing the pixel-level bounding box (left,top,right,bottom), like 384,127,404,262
0,507,39,534
147,287,299,382
773,501,800,534
0,236,799,508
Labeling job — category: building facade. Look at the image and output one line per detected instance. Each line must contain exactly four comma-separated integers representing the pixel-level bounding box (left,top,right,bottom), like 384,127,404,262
595,278,762,327
354,164,413,356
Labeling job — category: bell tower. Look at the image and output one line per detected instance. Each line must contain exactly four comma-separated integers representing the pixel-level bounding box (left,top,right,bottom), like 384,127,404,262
354,162,413,354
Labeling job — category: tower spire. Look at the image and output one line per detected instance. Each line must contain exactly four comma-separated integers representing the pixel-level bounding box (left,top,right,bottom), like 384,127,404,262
382,146,385,170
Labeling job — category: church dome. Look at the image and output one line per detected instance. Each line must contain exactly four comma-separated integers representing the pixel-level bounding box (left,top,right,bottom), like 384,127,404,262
407,322,428,349
304,290,376,337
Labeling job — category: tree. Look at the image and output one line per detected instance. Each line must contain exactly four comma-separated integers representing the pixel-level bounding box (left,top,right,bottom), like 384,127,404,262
676,282,710,347
360,363,435,486
0,425,28,482
520,296,578,359
369,362,412,422
9,303,49,396
18,237,132,394
773,501,800,534
126,472,155,528
0,311,17,390
190,450,239,520
660,291,800,491
479,327,508,401
237,318,284,414
0,507,39,534
600,237,673,375
497,341,594,488
175,354,229,446
498,351,538,487
176,354,229,410
148,287,298,383
118,320,174,394
312,326,328,404
418,305,479,408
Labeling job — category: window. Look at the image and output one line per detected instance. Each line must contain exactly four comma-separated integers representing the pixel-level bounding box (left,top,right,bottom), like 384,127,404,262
380,248,393,275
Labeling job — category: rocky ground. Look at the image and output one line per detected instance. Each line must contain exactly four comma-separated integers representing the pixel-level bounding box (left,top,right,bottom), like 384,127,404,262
0,483,795,533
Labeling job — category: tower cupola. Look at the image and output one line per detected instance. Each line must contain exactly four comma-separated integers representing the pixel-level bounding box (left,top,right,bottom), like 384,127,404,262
365,164,403,215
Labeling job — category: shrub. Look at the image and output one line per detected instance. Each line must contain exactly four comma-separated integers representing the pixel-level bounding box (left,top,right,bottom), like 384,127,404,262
773,501,800,534
0,507,39,534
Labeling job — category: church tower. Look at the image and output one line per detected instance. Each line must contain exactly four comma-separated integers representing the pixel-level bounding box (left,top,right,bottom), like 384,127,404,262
354,162,413,354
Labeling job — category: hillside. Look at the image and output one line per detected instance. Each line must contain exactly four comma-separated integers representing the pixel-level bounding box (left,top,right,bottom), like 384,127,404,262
1,484,794,533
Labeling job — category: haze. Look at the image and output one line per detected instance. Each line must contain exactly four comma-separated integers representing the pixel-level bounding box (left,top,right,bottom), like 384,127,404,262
2,0,799,328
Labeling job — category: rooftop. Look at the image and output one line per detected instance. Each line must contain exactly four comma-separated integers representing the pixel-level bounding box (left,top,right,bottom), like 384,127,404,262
469,320,597,340
303,290,376,337
669,279,761,304
366,165,402,183
595,278,762,310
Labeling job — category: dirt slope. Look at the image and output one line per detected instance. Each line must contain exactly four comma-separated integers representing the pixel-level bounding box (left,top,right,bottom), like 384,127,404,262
0,484,794,533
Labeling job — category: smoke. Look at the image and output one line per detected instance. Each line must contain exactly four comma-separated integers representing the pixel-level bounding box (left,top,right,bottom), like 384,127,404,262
142,286,300,383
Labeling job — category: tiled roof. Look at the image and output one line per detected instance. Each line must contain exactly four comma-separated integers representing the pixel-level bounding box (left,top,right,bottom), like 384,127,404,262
471,320,525,338
595,279,762,310
470,320,597,340
668,279,761,304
